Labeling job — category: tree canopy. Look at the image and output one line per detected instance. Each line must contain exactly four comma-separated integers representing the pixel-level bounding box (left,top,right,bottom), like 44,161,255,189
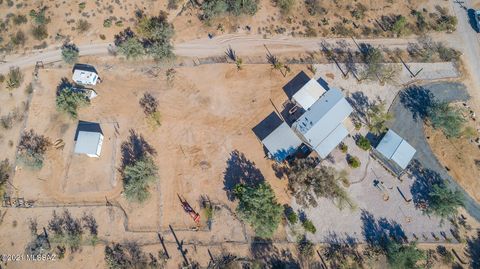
386,241,426,269
286,158,354,209
61,43,80,64
123,157,158,203
115,12,174,62
233,182,282,238
426,184,464,220
427,102,465,138
56,82,89,118
366,101,393,135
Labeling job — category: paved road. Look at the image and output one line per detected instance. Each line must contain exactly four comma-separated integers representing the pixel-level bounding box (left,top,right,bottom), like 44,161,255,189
390,82,480,221
450,0,480,97
0,35,421,74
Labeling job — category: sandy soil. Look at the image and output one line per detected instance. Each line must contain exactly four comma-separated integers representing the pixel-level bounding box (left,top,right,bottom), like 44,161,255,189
426,124,480,203
0,0,447,54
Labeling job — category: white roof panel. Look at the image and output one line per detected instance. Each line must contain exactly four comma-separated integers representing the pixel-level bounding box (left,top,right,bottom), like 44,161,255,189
314,124,349,158
262,122,303,161
72,69,98,85
376,129,416,169
391,140,416,169
74,131,103,156
292,79,326,110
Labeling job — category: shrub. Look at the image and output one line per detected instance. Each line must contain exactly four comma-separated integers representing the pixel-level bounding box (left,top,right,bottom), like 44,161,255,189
339,143,348,153
17,129,50,169
284,205,298,224
304,0,326,16
356,135,371,151
99,34,106,40
0,159,11,196
350,3,367,20
61,43,79,64
297,235,314,258
391,15,409,36
436,43,460,62
13,14,28,25
103,19,112,27
168,0,179,9
201,0,258,20
31,25,48,40
10,30,26,47
0,74,5,83
29,7,49,25
302,219,316,233
347,155,361,168
275,0,295,15
76,19,91,33
78,2,86,10
6,67,23,90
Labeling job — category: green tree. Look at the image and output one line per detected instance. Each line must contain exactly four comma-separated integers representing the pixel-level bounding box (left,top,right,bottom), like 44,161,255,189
201,0,258,20
367,102,393,135
148,42,174,62
386,241,426,269
56,86,89,118
117,37,145,59
0,159,11,197
302,219,316,233
347,155,361,168
123,157,158,203
286,158,354,209
427,102,465,138
391,16,408,36
426,184,464,220
61,43,80,64
233,182,282,238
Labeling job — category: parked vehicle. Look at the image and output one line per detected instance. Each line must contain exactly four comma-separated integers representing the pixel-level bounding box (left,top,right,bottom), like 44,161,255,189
476,10,480,32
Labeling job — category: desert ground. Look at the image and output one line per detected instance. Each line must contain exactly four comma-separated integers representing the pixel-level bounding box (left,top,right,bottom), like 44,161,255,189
1,0,480,268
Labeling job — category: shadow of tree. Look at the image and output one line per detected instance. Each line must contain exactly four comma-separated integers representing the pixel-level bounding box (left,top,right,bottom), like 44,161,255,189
56,77,74,95
120,129,156,169
323,231,363,267
408,159,444,207
250,238,300,269
223,150,265,201
399,86,436,121
467,231,480,269
361,210,407,251
346,91,377,124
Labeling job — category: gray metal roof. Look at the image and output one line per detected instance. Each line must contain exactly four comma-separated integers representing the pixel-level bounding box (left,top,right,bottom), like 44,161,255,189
313,124,349,158
74,131,103,156
292,88,353,155
292,78,326,110
262,122,303,161
376,129,416,169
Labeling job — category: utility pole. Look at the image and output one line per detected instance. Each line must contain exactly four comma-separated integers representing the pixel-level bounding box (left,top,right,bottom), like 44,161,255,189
157,233,170,259
169,225,189,266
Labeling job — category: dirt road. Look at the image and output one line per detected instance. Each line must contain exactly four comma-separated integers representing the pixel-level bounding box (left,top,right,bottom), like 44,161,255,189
0,35,421,74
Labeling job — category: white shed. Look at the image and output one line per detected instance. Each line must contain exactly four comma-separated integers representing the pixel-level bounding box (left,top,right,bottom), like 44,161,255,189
291,78,326,110
376,129,416,169
74,122,104,158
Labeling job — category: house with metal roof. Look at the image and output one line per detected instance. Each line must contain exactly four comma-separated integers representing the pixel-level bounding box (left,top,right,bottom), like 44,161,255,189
74,121,104,158
261,122,303,162
291,88,353,158
375,129,416,171
72,64,99,86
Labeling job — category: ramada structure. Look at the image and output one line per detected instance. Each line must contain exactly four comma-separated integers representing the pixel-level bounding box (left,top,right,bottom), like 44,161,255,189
255,73,353,161
373,129,416,176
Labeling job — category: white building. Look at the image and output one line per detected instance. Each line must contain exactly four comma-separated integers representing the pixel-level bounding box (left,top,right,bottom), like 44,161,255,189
376,129,416,170
74,122,104,158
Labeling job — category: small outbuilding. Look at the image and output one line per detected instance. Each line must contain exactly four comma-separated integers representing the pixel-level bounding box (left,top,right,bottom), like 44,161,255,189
74,121,104,158
72,64,99,86
375,129,416,170
291,78,326,110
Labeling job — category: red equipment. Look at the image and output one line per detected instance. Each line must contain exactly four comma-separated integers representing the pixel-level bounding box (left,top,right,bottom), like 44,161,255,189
178,194,200,224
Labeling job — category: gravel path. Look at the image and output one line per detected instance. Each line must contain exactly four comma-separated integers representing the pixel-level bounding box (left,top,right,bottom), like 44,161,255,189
389,82,480,221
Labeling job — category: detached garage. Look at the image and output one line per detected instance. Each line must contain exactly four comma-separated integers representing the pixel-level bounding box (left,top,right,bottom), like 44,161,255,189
375,129,416,171
74,121,104,158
